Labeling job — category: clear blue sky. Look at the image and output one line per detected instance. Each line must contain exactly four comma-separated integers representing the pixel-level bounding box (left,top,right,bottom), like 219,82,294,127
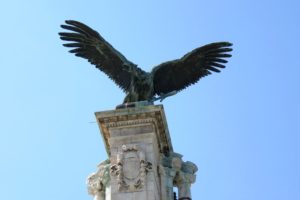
1,0,299,199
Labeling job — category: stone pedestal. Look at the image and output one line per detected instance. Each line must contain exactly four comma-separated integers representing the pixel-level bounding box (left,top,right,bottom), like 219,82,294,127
87,105,197,200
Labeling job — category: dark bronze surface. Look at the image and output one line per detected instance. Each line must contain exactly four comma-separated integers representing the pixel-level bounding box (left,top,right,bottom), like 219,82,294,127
59,20,233,103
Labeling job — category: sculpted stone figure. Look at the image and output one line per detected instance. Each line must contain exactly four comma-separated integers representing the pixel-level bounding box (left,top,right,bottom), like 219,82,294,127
59,20,232,104
159,153,198,200
87,159,110,200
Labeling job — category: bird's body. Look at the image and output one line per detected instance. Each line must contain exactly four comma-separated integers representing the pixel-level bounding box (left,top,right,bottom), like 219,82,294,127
59,20,233,104
124,72,153,103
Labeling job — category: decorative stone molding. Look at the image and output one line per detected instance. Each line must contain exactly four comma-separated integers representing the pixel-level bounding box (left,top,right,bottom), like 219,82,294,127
106,118,154,128
95,105,173,156
87,159,111,200
110,144,152,192
159,153,198,200
90,105,198,200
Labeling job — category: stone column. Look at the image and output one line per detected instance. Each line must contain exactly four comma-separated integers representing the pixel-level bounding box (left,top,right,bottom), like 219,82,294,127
93,105,173,200
87,105,198,200
178,161,198,200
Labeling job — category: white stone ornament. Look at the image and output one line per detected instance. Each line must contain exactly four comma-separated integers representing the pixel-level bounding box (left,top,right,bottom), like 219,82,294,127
87,159,111,200
159,152,198,200
88,105,198,200
110,144,152,192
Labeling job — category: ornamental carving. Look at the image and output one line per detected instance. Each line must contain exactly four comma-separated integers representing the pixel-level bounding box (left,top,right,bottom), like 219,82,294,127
110,144,152,192
159,153,198,200
87,159,110,200
106,118,154,128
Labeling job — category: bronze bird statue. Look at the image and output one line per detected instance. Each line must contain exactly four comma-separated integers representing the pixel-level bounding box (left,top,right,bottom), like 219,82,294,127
59,20,233,104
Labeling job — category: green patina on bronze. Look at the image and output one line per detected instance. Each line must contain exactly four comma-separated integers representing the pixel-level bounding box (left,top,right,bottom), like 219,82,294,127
59,20,233,104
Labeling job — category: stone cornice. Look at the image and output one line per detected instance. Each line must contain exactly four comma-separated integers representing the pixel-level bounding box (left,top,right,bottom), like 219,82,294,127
95,105,173,156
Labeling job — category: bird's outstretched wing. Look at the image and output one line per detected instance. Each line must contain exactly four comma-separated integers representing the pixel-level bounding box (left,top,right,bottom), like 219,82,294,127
59,20,146,92
151,42,233,95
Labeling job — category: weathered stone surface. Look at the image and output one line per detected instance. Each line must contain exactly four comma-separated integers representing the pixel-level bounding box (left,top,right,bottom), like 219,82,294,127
88,105,198,200
95,105,173,156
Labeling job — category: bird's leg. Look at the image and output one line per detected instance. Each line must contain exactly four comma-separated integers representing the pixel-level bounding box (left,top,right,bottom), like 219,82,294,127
151,91,178,102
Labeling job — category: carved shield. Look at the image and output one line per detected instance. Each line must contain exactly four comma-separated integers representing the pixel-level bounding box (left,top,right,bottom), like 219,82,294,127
123,152,140,180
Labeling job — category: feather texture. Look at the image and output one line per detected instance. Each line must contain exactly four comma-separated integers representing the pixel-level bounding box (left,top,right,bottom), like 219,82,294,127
151,42,232,94
59,20,146,92
59,20,233,103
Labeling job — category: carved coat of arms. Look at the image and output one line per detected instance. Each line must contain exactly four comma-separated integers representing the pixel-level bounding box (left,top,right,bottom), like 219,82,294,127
111,144,152,192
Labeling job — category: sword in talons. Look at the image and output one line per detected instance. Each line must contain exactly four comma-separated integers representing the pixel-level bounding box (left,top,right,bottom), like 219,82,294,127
151,90,178,102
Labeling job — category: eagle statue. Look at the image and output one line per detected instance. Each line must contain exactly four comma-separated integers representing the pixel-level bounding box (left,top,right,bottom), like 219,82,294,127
59,20,233,104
